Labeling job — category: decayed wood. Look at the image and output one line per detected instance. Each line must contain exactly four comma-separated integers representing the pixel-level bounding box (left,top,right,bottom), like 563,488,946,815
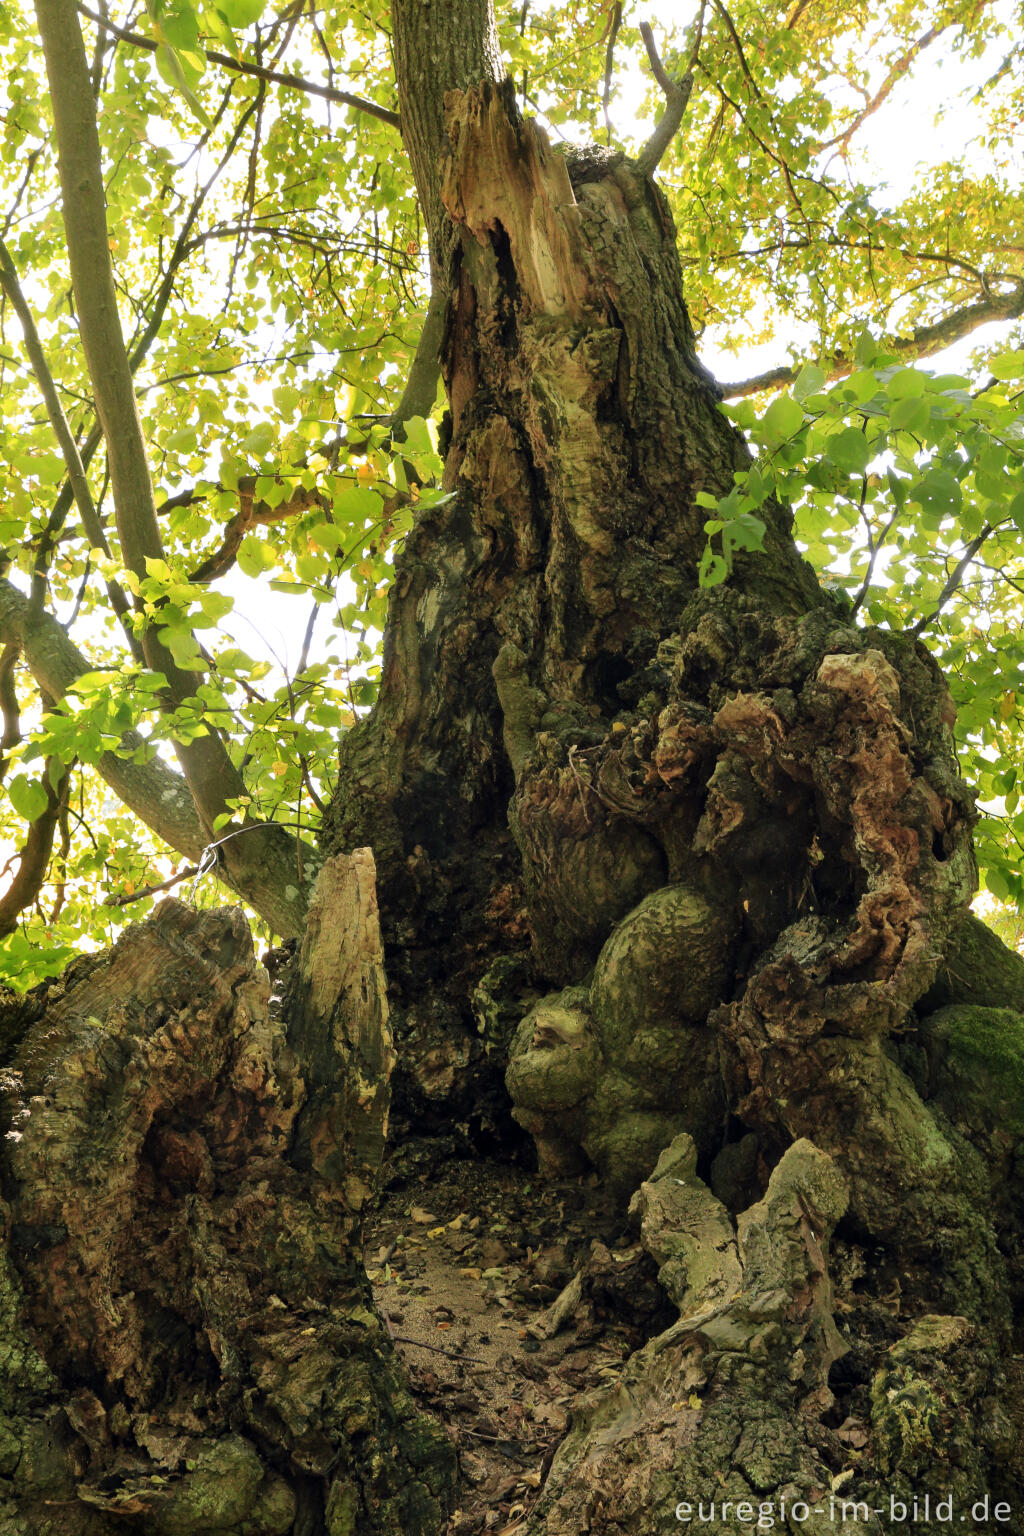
287,847,396,1212
325,61,1024,1532
0,861,451,1535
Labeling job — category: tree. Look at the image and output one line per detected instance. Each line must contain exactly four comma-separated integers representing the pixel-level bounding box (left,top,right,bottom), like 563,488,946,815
0,0,1024,1532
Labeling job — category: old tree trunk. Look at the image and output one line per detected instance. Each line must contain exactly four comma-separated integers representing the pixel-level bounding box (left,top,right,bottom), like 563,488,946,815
3,0,1024,1530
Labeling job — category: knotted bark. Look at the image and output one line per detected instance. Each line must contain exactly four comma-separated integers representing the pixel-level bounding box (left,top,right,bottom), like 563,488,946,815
322,74,1024,1528
0,856,452,1535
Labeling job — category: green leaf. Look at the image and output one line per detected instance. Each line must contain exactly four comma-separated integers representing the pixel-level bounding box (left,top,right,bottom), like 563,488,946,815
8,774,48,822
989,351,1024,381
912,468,962,519
331,481,384,526
217,0,268,24
885,368,926,401
826,427,871,475
698,547,729,588
152,42,212,128
237,537,277,578
889,396,930,433
240,422,276,457
792,364,826,402
761,394,804,442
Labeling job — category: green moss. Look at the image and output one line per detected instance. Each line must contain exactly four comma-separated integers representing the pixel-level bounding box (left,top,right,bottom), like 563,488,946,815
591,883,735,1065
871,1367,944,1475
150,1437,266,1534
506,881,736,1197
326,1478,359,1536
926,1006,1024,1137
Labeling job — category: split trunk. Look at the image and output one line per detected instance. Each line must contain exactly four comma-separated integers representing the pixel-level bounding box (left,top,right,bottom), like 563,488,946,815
1,5,1023,1532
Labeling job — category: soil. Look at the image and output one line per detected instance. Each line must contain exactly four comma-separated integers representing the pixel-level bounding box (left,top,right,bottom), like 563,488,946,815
365,1138,673,1535
365,1137,915,1535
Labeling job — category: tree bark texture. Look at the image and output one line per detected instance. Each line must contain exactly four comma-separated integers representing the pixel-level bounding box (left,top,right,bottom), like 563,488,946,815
320,53,1024,1530
0,862,452,1534
5,3,1024,1529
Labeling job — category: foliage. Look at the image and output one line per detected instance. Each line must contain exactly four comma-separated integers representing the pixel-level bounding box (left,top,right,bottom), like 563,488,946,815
698,337,1024,903
0,0,1022,982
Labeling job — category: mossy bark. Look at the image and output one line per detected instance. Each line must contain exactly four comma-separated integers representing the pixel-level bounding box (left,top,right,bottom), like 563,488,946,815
7,1,1024,1528
319,31,1024,1528
0,864,453,1535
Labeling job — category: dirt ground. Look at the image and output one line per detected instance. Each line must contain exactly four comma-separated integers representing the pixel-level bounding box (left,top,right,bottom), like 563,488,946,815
365,1138,675,1535
364,1136,896,1534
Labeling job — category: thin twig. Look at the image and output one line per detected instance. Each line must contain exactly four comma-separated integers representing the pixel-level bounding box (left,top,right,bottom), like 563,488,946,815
909,525,995,636
102,863,202,907
601,2,622,144
389,1333,485,1365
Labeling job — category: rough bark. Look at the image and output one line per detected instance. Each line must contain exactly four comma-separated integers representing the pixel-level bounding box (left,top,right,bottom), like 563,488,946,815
0,862,453,1535
9,0,1024,1529
319,48,1024,1531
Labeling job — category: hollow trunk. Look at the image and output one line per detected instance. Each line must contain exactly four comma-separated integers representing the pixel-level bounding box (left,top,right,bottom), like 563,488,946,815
0,864,453,1535
317,24,1024,1529
3,3,1023,1531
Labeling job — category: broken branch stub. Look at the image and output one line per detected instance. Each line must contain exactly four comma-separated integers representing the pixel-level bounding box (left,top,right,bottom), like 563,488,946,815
0,855,452,1535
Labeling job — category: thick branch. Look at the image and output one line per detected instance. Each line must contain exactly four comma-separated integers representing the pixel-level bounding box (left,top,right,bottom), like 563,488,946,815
0,236,141,654
390,286,446,427
0,757,70,939
34,0,309,920
719,278,1024,398
635,14,701,178
77,3,401,127
0,576,314,936
184,481,325,583
0,642,21,776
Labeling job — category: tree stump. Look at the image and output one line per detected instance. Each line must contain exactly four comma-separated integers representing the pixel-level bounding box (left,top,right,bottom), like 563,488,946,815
0,853,453,1535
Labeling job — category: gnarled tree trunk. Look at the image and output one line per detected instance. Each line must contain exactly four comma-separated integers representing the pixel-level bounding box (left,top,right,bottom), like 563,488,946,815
0,862,452,1535
318,1,1024,1526
3,0,1023,1530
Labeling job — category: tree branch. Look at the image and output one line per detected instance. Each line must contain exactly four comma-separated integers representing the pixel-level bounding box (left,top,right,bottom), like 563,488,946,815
909,525,996,637
811,20,959,155
635,12,703,178
102,862,201,908
76,3,401,128
0,642,21,778
601,1,622,144
718,277,1024,398
0,574,314,935
0,756,70,940
185,481,325,583
0,236,141,656
35,0,314,932
390,286,446,428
